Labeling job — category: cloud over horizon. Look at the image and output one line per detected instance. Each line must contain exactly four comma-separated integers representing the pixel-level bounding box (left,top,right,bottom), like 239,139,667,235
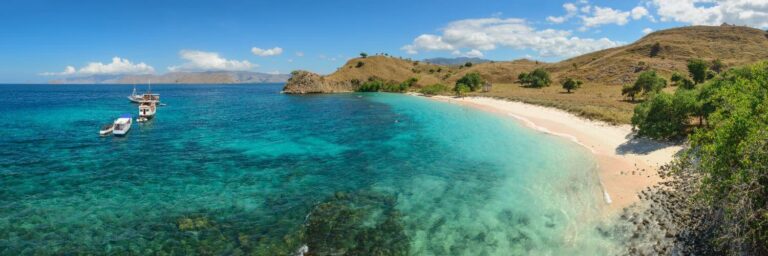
168,50,256,72
251,47,283,57
401,17,623,58
41,57,155,76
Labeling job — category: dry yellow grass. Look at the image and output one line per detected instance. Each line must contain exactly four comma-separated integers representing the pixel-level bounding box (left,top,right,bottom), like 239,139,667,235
469,83,635,124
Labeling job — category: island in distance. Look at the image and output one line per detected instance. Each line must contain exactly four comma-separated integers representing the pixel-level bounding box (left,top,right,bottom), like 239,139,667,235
49,71,292,84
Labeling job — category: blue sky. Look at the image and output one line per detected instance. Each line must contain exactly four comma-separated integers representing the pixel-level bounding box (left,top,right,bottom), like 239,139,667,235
1,0,766,83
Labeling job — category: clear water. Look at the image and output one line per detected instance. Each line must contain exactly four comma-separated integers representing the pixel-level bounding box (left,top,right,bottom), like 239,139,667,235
0,84,618,255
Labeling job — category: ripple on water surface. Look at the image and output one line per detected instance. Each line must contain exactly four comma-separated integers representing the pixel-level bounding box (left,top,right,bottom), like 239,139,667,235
0,84,618,255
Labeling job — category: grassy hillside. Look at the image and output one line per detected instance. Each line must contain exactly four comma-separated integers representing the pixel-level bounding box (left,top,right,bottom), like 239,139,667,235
291,25,768,123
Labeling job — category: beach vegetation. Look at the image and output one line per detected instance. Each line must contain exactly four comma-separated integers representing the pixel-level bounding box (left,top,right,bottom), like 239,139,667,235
561,78,582,93
635,61,768,254
357,77,418,93
418,84,449,96
518,68,551,88
454,83,470,97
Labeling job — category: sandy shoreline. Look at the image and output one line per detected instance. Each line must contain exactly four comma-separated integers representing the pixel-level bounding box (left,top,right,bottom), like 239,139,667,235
421,95,683,213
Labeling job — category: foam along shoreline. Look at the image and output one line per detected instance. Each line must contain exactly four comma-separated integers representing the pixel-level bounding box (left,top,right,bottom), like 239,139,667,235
420,95,683,212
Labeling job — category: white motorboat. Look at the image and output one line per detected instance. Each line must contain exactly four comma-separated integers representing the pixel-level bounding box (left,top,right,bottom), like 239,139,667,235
99,123,114,136
138,101,156,119
112,114,133,136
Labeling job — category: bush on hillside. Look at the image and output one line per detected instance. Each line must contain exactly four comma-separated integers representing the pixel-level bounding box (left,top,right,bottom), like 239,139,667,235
518,68,551,88
561,78,583,93
622,70,666,101
687,59,709,84
455,72,483,91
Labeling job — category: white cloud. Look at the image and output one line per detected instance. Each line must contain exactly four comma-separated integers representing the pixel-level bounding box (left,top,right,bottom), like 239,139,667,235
580,5,592,13
631,6,650,20
547,3,579,24
295,51,304,57
581,6,631,27
401,17,623,58
652,0,768,28
251,47,283,57
41,57,154,76
168,50,256,72
463,49,484,58
547,16,568,24
642,27,654,34
401,34,455,54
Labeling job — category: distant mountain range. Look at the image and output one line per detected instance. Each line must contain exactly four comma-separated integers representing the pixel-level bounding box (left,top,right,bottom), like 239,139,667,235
423,57,492,66
49,71,291,84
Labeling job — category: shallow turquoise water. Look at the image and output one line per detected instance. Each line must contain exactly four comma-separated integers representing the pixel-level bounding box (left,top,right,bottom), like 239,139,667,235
0,84,617,255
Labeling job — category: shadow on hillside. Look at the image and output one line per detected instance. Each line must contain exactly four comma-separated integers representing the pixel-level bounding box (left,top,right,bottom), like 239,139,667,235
615,133,678,155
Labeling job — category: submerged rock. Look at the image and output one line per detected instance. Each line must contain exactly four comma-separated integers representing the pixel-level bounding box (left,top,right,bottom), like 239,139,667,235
303,191,410,256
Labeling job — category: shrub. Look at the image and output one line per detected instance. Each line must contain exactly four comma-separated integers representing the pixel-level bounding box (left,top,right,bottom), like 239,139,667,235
631,90,694,140
687,59,709,84
360,52,368,58
518,68,551,88
355,61,364,68
455,72,483,91
561,78,583,93
454,83,470,97
419,84,449,95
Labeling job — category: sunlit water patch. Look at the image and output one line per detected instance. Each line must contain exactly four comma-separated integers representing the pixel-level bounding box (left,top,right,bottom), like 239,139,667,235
0,84,618,255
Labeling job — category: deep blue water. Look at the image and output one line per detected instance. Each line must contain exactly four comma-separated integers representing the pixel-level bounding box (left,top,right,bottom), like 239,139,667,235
0,84,617,255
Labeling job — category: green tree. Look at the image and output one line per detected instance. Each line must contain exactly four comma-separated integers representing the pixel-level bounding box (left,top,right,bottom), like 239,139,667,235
360,52,368,58
635,70,667,95
454,83,470,97
518,68,551,88
671,72,695,89
561,78,582,93
464,62,473,67
631,90,693,140
685,61,768,253
687,59,709,84
455,72,483,91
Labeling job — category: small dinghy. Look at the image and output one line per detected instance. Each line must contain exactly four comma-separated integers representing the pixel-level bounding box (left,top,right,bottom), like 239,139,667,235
113,114,133,136
99,124,114,136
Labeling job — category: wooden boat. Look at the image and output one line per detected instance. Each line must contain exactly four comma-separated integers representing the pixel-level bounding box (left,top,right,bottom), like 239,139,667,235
128,81,160,103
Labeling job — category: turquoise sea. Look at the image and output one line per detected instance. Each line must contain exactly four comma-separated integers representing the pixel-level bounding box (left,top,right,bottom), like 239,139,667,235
0,84,619,255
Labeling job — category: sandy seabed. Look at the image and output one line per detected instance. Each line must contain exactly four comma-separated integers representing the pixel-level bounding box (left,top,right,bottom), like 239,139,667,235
422,95,683,213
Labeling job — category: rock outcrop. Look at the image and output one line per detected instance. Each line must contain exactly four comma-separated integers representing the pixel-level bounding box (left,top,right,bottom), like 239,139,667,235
282,70,354,94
